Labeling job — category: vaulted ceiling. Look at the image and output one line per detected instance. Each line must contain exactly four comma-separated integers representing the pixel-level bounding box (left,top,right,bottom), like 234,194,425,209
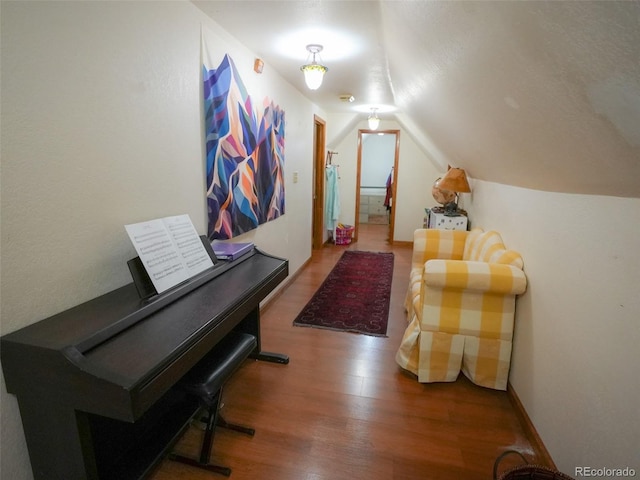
194,1,640,198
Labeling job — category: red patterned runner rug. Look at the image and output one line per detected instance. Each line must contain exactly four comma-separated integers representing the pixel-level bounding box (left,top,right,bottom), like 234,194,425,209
293,250,394,337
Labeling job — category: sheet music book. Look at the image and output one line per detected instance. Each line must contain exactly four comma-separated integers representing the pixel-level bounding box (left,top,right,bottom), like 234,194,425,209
211,241,254,261
125,214,214,294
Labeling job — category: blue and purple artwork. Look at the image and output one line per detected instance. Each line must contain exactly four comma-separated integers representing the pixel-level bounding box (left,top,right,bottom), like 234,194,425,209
203,54,285,239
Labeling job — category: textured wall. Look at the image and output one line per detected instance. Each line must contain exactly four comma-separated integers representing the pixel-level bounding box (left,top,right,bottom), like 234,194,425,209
195,1,640,198
467,181,640,475
0,2,316,478
383,1,640,198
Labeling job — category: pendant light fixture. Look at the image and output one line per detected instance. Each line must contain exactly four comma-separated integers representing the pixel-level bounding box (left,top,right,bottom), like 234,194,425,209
300,44,328,90
368,108,380,130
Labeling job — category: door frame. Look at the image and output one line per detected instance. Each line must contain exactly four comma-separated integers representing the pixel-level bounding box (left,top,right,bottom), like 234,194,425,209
312,115,326,250
354,129,400,244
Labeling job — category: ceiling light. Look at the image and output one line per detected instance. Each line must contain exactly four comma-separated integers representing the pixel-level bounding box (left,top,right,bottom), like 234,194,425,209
300,44,328,90
368,108,380,130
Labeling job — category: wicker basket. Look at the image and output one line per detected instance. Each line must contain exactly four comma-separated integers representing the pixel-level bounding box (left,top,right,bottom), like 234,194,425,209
494,451,575,480
335,225,354,245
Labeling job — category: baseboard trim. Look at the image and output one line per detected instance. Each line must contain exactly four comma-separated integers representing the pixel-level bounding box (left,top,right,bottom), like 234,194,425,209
507,382,556,469
391,240,413,247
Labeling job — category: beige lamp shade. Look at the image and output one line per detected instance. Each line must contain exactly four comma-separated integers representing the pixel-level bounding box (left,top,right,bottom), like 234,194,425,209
438,167,471,193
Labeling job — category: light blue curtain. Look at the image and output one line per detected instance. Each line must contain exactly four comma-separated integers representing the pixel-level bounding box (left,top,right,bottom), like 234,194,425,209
324,165,340,237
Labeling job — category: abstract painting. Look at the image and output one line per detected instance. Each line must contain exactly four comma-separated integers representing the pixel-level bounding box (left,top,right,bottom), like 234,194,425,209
203,53,285,239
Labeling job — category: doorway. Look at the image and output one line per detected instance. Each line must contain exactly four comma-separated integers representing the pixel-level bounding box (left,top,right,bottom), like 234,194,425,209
354,130,400,244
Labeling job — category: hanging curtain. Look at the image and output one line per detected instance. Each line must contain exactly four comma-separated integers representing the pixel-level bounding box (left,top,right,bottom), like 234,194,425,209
324,165,340,238
384,167,393,211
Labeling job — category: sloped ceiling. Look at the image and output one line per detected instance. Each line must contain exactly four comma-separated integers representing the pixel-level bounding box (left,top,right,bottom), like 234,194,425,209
194,0,640,198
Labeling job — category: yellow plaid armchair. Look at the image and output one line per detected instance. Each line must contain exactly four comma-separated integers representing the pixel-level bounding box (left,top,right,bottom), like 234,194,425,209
396,228,527,390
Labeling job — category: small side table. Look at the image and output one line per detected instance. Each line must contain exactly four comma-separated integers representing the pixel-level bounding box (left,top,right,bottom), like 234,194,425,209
428,211,468,231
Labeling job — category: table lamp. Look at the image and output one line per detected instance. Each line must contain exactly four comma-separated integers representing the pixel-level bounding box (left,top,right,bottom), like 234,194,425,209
437,167,471,215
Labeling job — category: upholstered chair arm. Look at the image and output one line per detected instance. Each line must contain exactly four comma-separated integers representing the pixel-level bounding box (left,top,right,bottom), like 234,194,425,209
423,260,527,295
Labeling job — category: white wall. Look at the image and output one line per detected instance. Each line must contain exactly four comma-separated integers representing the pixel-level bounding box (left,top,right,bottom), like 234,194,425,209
466,181,640,475
6,3,632,479
0,2,318,479
327,118,443,241
360,133,395,193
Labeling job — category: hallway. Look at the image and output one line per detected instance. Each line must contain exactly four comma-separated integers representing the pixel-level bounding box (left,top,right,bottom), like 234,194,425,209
153,225,535,479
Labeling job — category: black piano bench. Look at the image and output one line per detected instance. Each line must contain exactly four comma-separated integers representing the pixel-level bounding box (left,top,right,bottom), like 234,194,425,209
170,331,257,477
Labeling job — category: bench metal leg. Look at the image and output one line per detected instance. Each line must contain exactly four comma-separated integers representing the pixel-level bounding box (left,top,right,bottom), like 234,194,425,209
170,391,233,476
217,414,255,436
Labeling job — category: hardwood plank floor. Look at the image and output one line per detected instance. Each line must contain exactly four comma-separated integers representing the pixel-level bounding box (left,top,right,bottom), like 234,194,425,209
150,224,535,479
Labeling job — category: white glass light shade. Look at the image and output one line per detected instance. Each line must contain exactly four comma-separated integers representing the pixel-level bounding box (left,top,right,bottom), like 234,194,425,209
301,64,327,90
368,113,380,130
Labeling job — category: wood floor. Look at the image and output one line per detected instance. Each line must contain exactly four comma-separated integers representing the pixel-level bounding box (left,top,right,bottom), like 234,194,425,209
150,224,535,480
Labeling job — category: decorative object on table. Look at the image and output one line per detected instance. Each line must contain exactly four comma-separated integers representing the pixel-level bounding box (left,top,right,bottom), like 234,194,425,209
431,177,456,206
202,42,285,240
493,450,575,480
429,205,467,217
436,167,471,216
293,250,394,336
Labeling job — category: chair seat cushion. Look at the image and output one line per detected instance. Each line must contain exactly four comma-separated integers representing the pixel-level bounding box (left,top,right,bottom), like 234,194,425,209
179,331,257,401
